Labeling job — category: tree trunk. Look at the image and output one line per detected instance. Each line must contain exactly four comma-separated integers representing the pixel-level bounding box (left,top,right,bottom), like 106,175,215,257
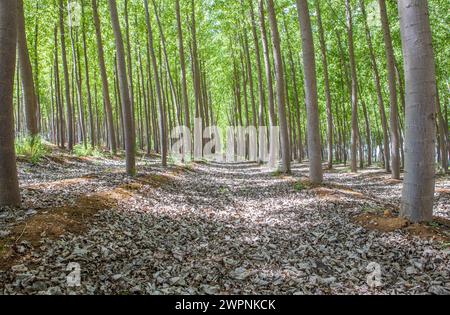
258,0,276,127
360,0,390,172
92,0,117,154
17,0,39,137
399,0,437,223
144,0,168,167
108,0,136,176
314,0,333,170
379,0,400,179
296,0,323,183
266,0,291,173
81,2,95,148
0,0,21,207
176,0,190,131
59,0,74,151
345,0,359,173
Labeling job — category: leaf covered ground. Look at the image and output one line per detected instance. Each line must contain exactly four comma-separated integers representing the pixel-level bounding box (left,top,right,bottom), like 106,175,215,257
0,152,449,295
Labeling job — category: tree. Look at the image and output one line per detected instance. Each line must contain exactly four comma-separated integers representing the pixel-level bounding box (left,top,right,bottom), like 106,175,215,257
258,0,276,128
399,0,437,223
360,0,390,173
108,0,136,176
59,0,74,151
0,0,21,207
314,0,333,170
92,0,117,154
17,0,39,137
296,0,323,184
144,0,168,167
176,0,190,131
379,0,400,179
266,0,291,173
345,0,360,173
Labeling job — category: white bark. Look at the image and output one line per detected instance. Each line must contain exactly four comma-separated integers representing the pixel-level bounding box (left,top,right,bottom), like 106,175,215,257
296,0,323,183
399,0,437,222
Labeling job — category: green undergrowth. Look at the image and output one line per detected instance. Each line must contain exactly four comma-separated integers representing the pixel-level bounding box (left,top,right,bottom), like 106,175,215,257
15,136,49,164
73,144,105,158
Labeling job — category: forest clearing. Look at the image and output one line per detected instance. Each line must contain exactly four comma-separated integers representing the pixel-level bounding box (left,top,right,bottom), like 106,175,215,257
0,0,449,297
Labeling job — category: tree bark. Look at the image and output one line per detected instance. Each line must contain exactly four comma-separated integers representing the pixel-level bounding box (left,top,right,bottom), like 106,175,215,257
17,0,39,137
0,0,21,206
379,0,400,179
345,0,359,173
144,0,168,167
399,0,437,223
314,0,333,170
92,0,117,154
59,0,74,151
266,0,291,173
176,0,190,131
108,0,136,176
296,0,323,183
258,0,276,127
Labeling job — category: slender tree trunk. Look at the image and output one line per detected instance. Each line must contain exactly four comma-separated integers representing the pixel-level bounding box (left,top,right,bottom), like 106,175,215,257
345,0,359,173
379,0,400,179
249,0,266,163
360,0,390,172
54,26,65,149
123,0,135,134
0,0,21,207
59,0,74,151
176,0,190,131
314,0,333,170
108,0,136,176
92,0,117,154
144,0,167,166
17,0,39,137
191,0,203,131
436,87,448,173
399,0,437,223
81,2,95,148
70,27,87,148
266,0,291,173
258,0,276,127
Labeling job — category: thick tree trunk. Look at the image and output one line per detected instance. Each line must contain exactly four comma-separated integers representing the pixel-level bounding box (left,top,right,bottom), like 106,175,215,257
296,0,323,183
399,0,437,223
92,0,117,154
17,0,39,137
108,0,136,176
266,0,291,173
379,0,400,179
0,0,21,207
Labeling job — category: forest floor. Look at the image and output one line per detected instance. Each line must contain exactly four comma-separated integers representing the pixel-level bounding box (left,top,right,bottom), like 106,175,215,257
0,149,449,295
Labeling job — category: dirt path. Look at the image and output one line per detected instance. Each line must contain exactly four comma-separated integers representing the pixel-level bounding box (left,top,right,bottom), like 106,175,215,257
0,157,449,295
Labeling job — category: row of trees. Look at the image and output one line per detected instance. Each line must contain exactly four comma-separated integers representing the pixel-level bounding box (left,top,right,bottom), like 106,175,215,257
0,0,447,223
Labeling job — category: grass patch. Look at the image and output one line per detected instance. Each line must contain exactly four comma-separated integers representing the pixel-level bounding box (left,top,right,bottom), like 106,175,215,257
15,136,49,164
294,181,305,192
73,144,104,158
